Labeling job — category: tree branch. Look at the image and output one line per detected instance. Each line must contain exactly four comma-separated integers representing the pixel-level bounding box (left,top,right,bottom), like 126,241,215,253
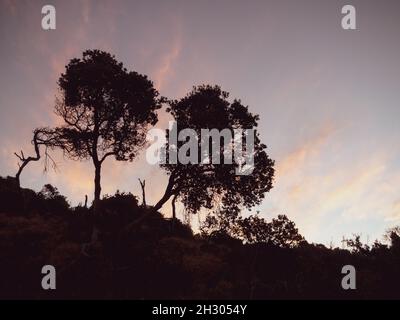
99,151,115,164
14,130,43,187
138,178,146,207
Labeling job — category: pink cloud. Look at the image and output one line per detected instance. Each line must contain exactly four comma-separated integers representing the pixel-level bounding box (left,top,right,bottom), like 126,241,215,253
153,21,183,91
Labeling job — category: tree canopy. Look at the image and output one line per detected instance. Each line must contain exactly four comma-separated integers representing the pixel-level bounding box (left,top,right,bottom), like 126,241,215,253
40,50,161,204
154,85,275,218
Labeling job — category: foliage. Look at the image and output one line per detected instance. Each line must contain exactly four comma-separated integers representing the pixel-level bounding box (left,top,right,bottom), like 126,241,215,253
202,208,305,248
38,50,161,203
156,85,275,217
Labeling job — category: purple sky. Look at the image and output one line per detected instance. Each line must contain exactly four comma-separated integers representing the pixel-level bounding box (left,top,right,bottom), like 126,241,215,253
1,0,400,245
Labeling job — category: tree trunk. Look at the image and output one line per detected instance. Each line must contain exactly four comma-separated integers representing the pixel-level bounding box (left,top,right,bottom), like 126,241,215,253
154,172,176,211
154,191,171,211
94,162,102,209
139,179,146,207
15,172,21,189
171,194,177,219
14,131,42,189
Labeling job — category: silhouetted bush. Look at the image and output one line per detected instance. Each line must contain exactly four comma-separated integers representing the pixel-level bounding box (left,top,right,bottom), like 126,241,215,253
0,176,24,213
36,184,70,214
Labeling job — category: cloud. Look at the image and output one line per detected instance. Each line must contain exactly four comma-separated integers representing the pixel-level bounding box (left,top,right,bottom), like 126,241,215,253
319,162,386,219
275,122,336,178
388,200,400,222
153,21,182,91
262,121,400,244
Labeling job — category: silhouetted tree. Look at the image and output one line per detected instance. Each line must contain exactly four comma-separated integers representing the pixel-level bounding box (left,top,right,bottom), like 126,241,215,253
41,50,160,207
200,206,241,237
237,214,271,244
343,234,370,254
39,184,60,199
385,226,400,251
154,85,274,219
263,214,305,247
202,209,304,248
14,128,56,187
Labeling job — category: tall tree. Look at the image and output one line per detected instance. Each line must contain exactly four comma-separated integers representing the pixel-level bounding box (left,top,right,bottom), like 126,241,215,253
154,85,274,218
43,50,160,206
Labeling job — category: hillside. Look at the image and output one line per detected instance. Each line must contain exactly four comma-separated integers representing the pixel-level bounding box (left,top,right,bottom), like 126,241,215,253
0,177,399,300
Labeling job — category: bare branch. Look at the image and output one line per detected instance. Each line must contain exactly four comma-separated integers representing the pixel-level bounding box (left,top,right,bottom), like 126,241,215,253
14,128,58,187
14,152,23,161
138,178,146,207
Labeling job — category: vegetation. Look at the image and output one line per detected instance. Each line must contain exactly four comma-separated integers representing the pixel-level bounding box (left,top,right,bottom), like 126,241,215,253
0,177,399,299
155,85,274,218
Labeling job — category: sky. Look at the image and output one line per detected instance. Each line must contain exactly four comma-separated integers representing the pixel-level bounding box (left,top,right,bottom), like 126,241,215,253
1,0,400,245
